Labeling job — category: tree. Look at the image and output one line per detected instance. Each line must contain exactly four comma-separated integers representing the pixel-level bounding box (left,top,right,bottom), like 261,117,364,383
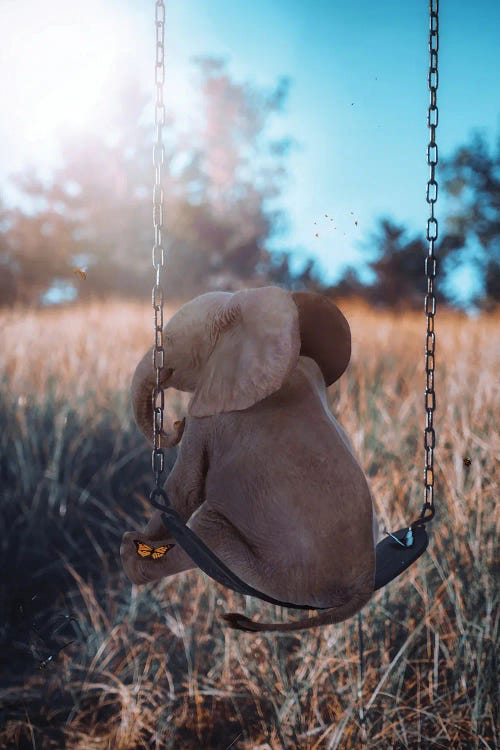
325,266,367,302
327,132,499,310
440,131,499,309
0,201,19,305
352,218,447,309
0,59,295,306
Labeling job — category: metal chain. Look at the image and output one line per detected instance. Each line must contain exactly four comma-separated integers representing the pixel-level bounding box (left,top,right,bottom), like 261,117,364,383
358,8,439,738
418,0,439,527
151,0,167,498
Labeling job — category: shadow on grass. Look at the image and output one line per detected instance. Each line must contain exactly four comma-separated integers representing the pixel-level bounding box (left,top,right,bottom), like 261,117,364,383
0,380,177,682
0,382,286,749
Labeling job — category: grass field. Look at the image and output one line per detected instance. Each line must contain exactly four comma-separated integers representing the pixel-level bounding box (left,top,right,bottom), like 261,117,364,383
0,298,498,749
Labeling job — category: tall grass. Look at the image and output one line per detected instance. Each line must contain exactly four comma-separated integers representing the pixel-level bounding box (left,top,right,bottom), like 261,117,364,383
0,299,498,749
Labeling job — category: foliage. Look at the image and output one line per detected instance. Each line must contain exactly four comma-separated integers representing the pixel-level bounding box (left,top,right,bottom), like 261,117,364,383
326,132,499,310
0,300,498,748
0,60,296,306
0,60,498,310
328,219,449,309
440,131,500,309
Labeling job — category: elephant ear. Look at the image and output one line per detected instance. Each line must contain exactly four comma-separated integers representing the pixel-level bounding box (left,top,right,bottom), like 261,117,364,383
292,291,351,385
188,286,301,417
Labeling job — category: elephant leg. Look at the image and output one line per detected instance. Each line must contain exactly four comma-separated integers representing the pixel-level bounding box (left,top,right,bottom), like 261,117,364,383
185,506,261,587
121,505,259,588
121,419,211,585
163,417,208,523
121,510,197,585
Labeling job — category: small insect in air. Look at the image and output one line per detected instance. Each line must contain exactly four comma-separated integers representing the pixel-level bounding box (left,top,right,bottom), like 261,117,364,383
73,268,87,280
13,629,74,670
11,594,78,671
463,456,472,467
134,540,175,559
38,640,75,670
354,220,358,226
315,233,319,238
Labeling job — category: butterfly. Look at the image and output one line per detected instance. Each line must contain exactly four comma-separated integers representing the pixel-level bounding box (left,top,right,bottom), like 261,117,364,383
134,540,174,559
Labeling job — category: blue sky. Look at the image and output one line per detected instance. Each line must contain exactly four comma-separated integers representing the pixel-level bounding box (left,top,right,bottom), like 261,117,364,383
1,0,498,303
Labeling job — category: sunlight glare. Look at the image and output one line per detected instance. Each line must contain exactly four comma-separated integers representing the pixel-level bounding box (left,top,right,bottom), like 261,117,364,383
2,0,199,178
2,0,149,162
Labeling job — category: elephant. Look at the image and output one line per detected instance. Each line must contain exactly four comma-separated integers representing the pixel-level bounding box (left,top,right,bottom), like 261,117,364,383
121,285,379,632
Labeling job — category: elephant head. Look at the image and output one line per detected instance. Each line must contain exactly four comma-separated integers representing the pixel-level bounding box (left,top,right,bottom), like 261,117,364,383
131,286,351,443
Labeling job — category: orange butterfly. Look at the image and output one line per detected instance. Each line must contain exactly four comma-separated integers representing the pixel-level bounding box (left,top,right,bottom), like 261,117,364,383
134,540,174,559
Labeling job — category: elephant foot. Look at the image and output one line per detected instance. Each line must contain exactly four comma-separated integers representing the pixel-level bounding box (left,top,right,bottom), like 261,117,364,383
120,530,176,584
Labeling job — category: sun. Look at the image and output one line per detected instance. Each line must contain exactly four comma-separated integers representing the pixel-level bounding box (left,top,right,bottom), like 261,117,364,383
1,0,150,163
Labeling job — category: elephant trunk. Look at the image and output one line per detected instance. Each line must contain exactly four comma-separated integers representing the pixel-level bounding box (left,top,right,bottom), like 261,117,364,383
131,347,184,448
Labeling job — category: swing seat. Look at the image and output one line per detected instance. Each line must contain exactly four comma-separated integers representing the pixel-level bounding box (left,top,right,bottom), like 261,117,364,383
373,525,429,591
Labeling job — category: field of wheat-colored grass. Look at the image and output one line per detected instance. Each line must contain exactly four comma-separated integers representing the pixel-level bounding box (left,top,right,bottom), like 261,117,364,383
0,298,498,749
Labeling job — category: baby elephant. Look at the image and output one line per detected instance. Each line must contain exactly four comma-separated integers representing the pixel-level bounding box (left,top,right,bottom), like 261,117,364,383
121,286,379,632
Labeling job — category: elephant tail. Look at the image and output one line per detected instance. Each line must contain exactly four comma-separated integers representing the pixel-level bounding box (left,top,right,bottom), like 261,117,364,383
222,587,373,634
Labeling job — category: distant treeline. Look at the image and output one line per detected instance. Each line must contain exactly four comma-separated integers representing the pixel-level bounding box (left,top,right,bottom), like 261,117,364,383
0,58,498,310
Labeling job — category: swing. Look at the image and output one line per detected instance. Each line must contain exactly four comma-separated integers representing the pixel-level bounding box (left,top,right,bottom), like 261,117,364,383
146,0,438,618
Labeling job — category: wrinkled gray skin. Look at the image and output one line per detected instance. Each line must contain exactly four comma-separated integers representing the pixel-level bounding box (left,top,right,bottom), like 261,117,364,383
121,286,379,632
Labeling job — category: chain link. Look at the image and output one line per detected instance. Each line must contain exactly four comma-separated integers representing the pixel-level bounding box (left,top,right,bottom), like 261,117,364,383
418,0,439,527
152,0,167,494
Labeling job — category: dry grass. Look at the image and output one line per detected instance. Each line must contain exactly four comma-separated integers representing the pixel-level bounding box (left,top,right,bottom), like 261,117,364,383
0,298,498,749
